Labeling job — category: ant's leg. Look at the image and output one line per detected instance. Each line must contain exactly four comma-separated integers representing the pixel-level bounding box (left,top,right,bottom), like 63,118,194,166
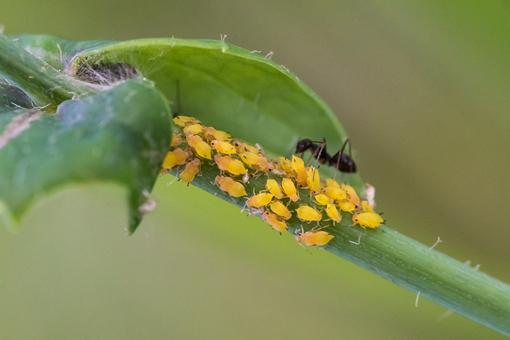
332,139,350,179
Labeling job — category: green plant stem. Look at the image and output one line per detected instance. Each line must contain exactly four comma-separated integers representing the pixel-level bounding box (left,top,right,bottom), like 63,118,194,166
179,162,510,336
0,35,94,108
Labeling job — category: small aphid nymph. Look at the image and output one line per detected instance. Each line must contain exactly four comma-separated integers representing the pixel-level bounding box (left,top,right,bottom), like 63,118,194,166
296,230,334,246
215,176,247,198
296,205,322,222
246,193,274,208
352,212,384,229
179,159,201,184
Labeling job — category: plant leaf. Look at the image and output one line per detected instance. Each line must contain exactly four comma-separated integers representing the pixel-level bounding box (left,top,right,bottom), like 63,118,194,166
15,34,364,191
0,80,171,232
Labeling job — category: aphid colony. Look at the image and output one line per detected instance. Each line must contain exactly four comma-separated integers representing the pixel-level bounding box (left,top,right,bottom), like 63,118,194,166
162,115,384,247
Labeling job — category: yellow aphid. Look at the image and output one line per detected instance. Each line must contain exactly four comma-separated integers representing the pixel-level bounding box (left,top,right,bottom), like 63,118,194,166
246,193,274,208
282,177,299,202
314,193,330,206
296,205,322,222
215,176,247,198
344,184,361,207
183,123,203,135
291,156,307,186
325,204,341,224
170,134,182,147
325,178,340,188
266,179,284,199
211,140,236,154
361,200,374,212
179,159,201,183
203,127,231,141
173,115,199,127
239,152,261,167
162,148,189,170
233,140,259,154
296,230,334,246
262,211,288,233
214,155,247,176
269,201,292,220
338,200,356,213
306,167,321,193
324,186,347,201
186,134,212,160
352,212,384,229
278,157,293,174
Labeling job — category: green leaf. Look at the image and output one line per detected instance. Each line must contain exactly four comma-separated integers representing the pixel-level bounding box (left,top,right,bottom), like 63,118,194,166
15,34,363,191
0,80,171,232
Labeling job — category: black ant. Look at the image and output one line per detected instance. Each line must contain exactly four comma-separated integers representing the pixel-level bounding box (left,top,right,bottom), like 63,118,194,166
295,138,357,173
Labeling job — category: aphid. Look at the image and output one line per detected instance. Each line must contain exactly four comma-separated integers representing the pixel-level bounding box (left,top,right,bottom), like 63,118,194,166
239,152,262,168
291,155,308,186
246,193,274,208
203,127,231,141
215,176,247,198
211,140,236,155
296,229,334,246
266,179,284,199
170,134,183,147
262,211,288,233
296,205,322,222
295,138,330,164
338,200,356,213
306,167,321,193
314,193,330,206
233,140,259,154
186,134,212,160
214,155,247,176
269,200,292,220
324,185,347,201
162,148,189,170
325,204,341,224
183,123,203,135
281,177,299,202
343,184,361,207
179,159,201,183
173,115,200,127
361,200,374,213
276,157,293,176
352,212,384,229
325,178,340,188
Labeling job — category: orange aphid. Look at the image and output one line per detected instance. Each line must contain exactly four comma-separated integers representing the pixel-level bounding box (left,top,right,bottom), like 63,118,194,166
291,155,307,186
324,186,347,201
170,134,182,147
296,230,334,246
306,167,321,193
183,123,203,135
281,177,299,202
352,212,384,229
162,148,189,170
325,204,341,224
246,193,273,208
173,115,200,127
179,159,201,183
186,134,212,160
211,140,236,154
361,200,374,212
338,200,356,213
262,211,288,233
269,200,292,220
233,140,259,154
344,184,361,207
215,176,247,198
277,157,293,174
203,127,231,141
314,194,330,206
296,205,322,222
265,179,284,199
214,155,247,176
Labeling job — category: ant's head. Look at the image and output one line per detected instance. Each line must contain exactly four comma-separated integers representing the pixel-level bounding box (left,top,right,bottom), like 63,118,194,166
295,138,313,153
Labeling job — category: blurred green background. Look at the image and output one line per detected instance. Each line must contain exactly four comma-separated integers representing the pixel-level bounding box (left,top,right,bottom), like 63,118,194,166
1,0,509,339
